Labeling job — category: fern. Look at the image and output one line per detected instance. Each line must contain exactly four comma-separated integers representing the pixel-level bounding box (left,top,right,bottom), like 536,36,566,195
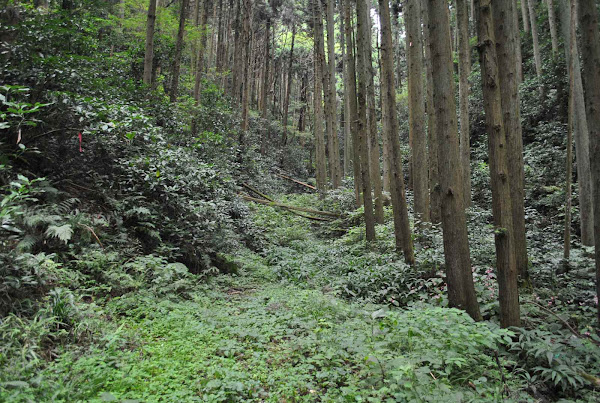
45,224,73,244
16,234,38,251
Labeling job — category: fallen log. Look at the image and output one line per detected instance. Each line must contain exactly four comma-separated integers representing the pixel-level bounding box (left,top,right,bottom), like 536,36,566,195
275,173,317,190
240,194,340,218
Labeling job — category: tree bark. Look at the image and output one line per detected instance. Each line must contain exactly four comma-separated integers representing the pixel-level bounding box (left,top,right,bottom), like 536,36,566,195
426,0,481,321
520,0,530,32
422,0,440,223
313,0,328,193
325,0,342,189
456,0,472,207
143,0,157,85
546,0,558,54
494,0,530,283
170,0,190,102
282,24,296,145
406,0,430,223
365,5,384,224
341,12,352,177
356,0,376,241
240,0,252,132
379,0,415,263
527,0,543,95
558,0,594,247
577,0,600,324
475,0,521,328
193,0,209,103
343,0,362,207
564,0,575,259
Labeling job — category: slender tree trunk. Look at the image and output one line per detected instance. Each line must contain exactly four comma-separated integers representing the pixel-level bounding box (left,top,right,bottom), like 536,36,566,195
298,72,308,132
564,0,575,259
282,24,296,145
475,0,521,328
494,0,530,283
578,0,600,323
313,0,328,193
365,5,384,223
520,0,530,32
143,0,157,85
513,0,524,83
558,0,594,247
426,0,481,321
422,0,440,223
527,0,543,95
240,0,252,132
215,0,225,73
194,0,209,103
406,0,430,223
341,13,352,177
456,0,471,207
170,0,190,102
546,0,558,54
356,0,376,241
343,0,362,207
231,0,242,102
261,15,271,119
379,0,415,263
326,0,342,189
379,34,391,194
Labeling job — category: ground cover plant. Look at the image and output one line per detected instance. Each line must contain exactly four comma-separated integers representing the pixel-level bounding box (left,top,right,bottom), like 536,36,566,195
2,1,600,402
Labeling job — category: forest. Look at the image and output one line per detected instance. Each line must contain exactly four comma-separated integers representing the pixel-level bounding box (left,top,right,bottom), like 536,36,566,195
1,0,600,401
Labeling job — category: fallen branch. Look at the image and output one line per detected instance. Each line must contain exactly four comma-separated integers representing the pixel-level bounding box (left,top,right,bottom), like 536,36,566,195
525,301,600,346
242,183,276,202
79,223,104,249
275,173,317,190
240,194,339,218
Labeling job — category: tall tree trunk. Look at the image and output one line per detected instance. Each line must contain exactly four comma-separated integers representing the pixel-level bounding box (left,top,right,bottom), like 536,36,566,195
298,72,308,132
215,0,225,73
546,0,558,54
365,4,384,223
261,15,271,120
143,0,157,85
379,0,415,263
282,24,296,145
558,0,594,247
406,0,430,223
513,0,524,83
356,0,376,241
422,0,440,223
194,0,209,103
325,0,342,189
475,0,521,328
426,0,481,321
520,0,530,32
343,0,362,207
240,0,252,132
231,0,243,103
341,13,352,177
564,0,575,259
313,0,328,193
379,34,391,194
456,0,471,207
170,0,190,102
494,0,530,283
392,7,403,90
578,0,600,323
527,0,543,95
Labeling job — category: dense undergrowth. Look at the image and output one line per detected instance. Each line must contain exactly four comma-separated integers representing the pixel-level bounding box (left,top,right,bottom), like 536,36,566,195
1,3,600,402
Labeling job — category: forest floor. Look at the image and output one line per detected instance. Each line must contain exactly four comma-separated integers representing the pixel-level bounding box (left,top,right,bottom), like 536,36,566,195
14,197,536,403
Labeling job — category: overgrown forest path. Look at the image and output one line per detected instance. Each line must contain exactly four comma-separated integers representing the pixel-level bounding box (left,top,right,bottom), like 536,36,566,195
61,199,516,402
